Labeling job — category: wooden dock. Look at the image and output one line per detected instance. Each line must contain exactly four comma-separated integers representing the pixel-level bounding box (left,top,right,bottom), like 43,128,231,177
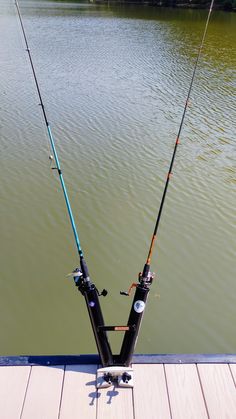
0,355,236,418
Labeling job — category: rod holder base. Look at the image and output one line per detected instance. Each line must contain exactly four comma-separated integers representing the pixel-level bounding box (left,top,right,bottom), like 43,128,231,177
96,366,134,388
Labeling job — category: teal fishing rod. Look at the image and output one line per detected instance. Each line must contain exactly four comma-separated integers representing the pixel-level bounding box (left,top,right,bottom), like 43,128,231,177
15,0,82,260
15,0,113,366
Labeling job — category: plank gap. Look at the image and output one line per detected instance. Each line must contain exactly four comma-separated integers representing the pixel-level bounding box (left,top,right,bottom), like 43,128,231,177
198,363,236,419
59,364,97,419
0,366,31,419
165,364,208,419
133,364,171,419
196,364,210,419
163,364,173,419
57,365,66,419
21,365,64,419
229,364,236,387
20,366,32,419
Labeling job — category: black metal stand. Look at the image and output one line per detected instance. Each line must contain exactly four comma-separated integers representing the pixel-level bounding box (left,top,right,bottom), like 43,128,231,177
73,259,113,367
73,260,154,368
119,284,150,366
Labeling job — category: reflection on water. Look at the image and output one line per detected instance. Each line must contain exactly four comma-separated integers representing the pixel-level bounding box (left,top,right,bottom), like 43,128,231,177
0,0,235,355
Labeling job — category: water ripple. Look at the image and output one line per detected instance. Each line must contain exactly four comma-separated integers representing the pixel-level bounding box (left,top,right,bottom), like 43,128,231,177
1,1,236,355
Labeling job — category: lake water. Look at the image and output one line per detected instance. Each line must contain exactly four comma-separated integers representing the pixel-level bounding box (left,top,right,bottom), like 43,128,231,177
0,0,235,356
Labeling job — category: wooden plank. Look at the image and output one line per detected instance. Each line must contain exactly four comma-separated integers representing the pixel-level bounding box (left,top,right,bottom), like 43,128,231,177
59,364,97,419
133,364,171,419
165,364,208,419
21,365,64,419
97,385,133,419
229,363,236,385
198,363,236,418
0,366,31,418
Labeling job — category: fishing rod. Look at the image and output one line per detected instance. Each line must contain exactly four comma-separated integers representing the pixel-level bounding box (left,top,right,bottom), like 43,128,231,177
119,0,215,367
15,0,83,260
15,0,113,367
15,0,215,386
145,0,215,271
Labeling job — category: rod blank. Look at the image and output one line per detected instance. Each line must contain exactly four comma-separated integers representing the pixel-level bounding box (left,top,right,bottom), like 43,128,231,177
15,0,83,259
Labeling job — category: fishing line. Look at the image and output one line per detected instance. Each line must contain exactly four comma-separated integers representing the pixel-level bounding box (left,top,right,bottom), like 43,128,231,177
144,0,215,273
15,0,84,263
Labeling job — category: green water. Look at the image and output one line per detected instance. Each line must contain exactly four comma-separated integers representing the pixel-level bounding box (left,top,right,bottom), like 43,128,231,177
0,0,235,356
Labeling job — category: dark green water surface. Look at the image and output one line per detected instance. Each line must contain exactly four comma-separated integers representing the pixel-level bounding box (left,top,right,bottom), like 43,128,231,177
0,0,235,355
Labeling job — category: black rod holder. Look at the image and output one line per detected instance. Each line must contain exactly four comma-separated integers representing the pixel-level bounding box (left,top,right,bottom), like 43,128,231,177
73,262,113,368
119,284,150,366
83,284,113,367
74,261,153,368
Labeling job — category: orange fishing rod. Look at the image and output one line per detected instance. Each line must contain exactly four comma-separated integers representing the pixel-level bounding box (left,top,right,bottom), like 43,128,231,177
119,0,215,366
144,0,214,275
